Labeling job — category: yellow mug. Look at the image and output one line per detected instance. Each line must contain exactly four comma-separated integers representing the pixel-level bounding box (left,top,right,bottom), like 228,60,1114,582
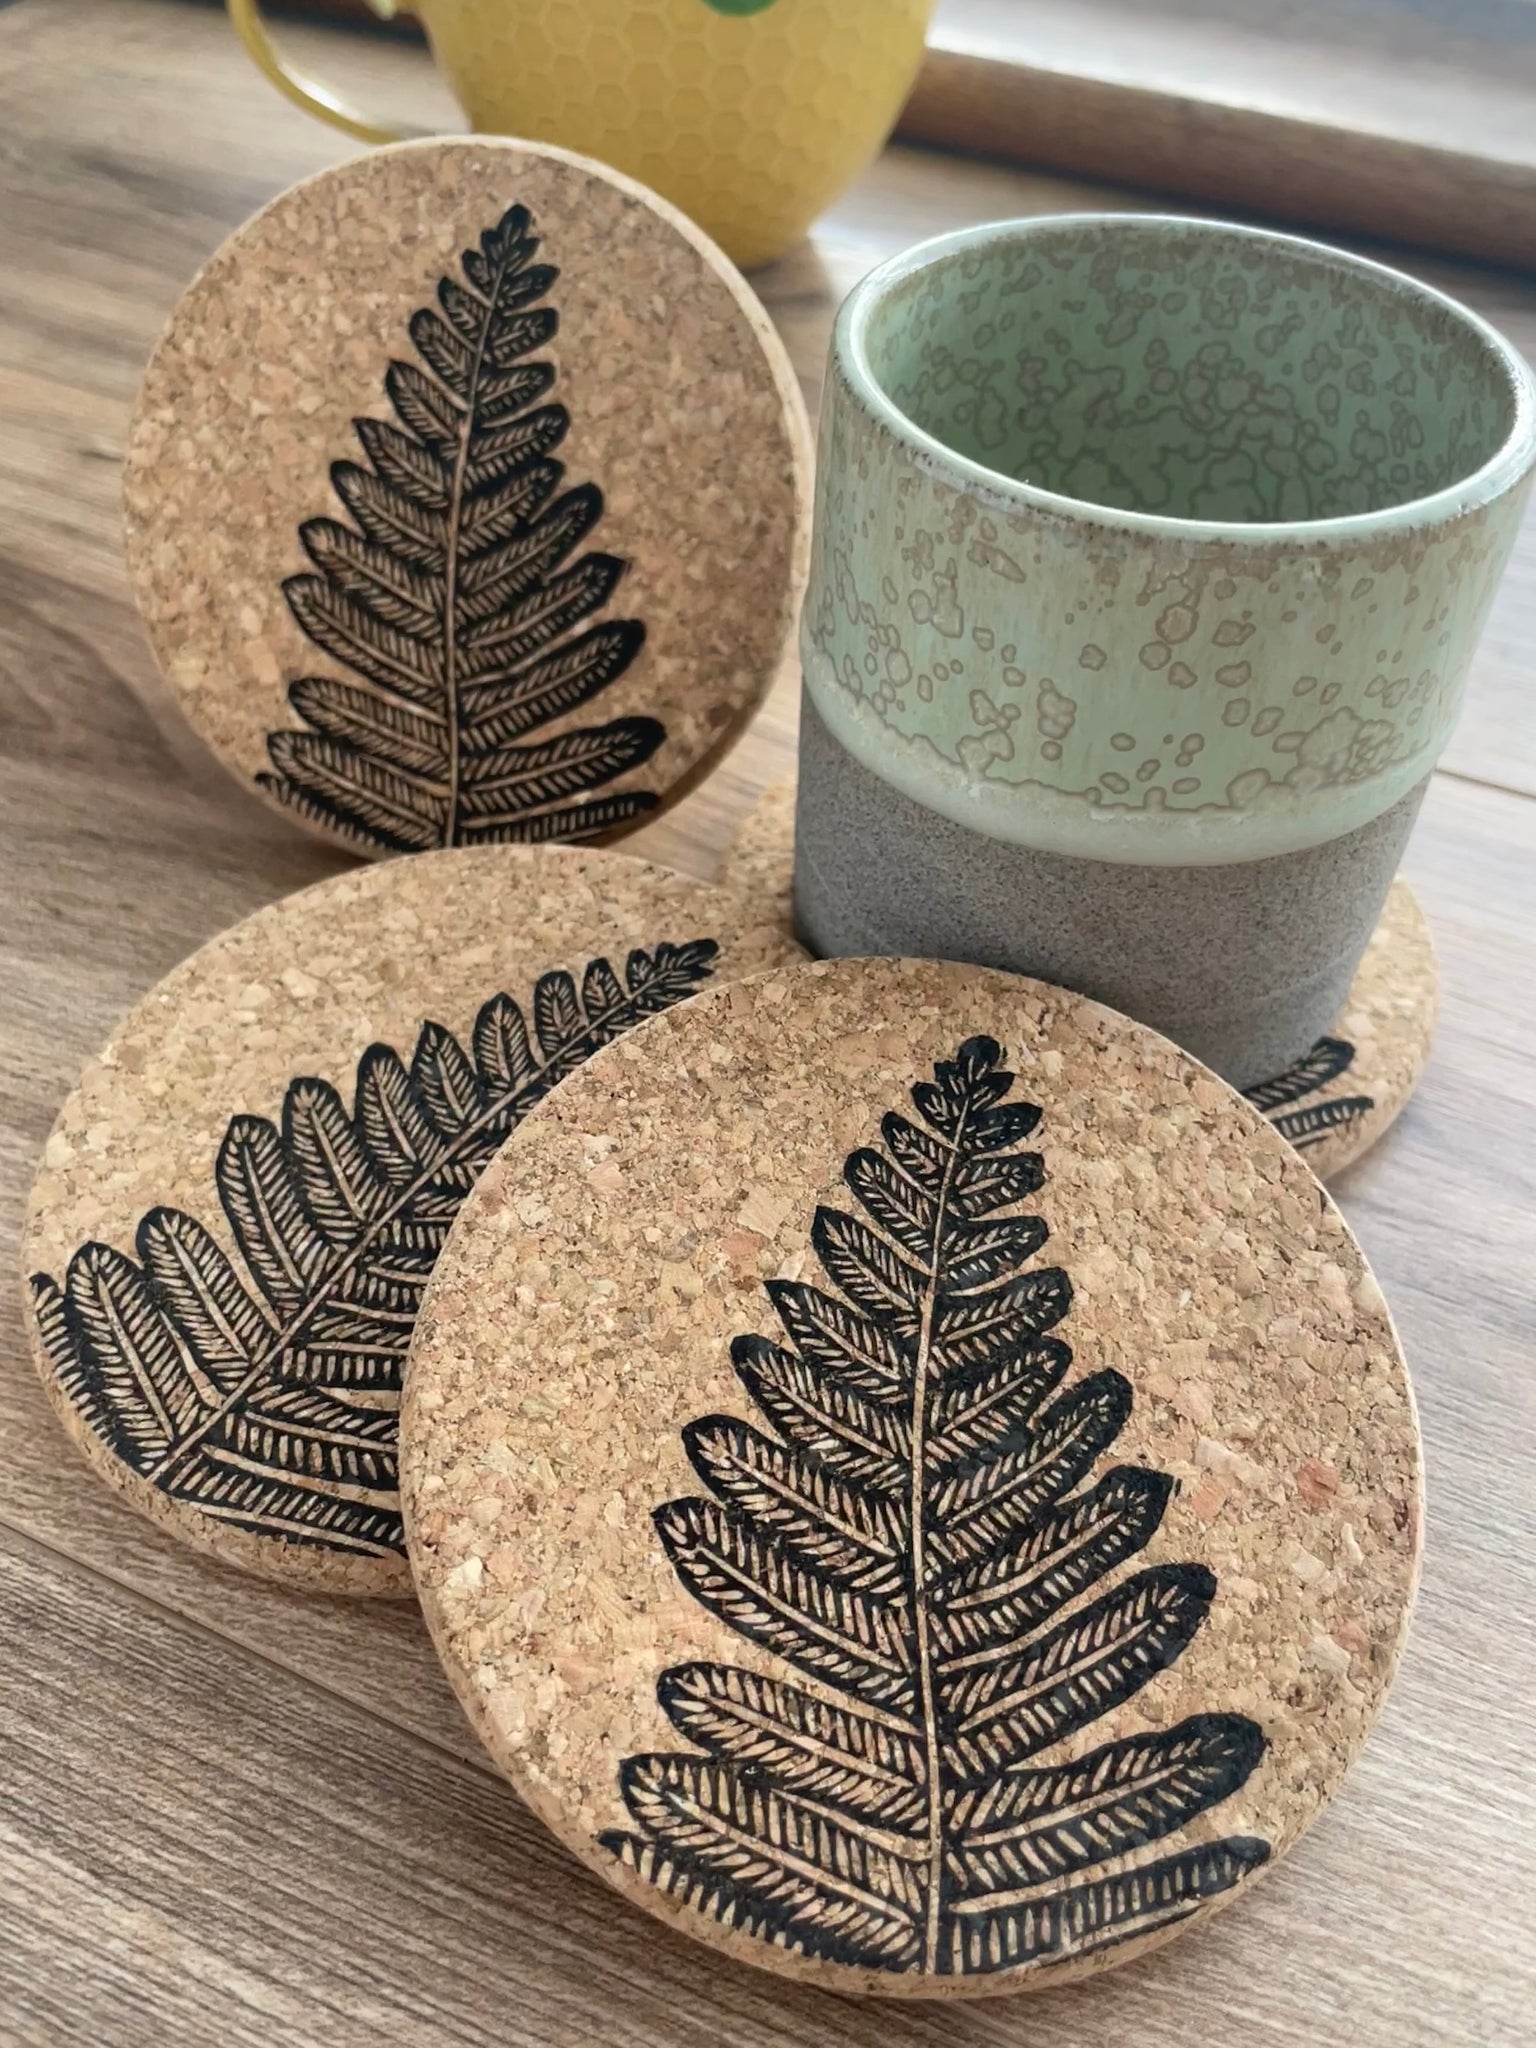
228,0,936,268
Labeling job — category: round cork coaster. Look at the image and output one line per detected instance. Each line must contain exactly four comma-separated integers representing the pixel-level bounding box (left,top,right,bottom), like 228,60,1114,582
714,772,798,920
403,955,1422,1998
716,777,1438,1181
123,136,812,859
22,847,801,1596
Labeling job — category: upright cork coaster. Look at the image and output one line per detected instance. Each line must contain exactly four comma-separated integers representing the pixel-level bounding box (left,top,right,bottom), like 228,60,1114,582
22,847,800,1596
403,956,1422,1998
716,777,1437,1180
123,136,811,858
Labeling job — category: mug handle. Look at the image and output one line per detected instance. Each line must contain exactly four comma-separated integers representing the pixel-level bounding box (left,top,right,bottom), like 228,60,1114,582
225,0,427,145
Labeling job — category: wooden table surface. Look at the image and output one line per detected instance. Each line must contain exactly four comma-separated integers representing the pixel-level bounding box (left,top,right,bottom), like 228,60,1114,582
1,4,1533,2043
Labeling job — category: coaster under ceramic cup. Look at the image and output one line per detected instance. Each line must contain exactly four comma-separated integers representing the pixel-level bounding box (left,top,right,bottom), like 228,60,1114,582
715,776,1437,1180
123,136,812,858
403,954,1421,1997
23,847,801,1595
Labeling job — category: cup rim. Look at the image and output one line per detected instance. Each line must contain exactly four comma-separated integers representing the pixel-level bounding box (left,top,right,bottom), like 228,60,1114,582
838,211,1536,543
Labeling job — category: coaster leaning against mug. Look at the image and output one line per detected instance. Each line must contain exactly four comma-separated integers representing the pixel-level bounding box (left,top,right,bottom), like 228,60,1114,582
123,136,812,860
794,213,1535,1090
714,776,1441,1181
22,846,802,1594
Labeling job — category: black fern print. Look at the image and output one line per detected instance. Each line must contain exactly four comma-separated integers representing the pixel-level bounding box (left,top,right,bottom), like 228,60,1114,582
30,942,717,1559
259,202,661,853
602,1036,1270,1976
1244,1035,1375,1151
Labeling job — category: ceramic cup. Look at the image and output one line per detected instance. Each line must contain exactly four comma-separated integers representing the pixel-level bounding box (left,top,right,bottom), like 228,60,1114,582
796,214,1536,1086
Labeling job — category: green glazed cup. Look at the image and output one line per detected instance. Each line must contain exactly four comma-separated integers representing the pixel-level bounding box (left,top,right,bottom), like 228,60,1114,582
796,213,1536,1086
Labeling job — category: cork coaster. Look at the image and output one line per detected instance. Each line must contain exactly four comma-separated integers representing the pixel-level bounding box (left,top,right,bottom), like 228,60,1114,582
22,847,801,1596
714,772,798,925
403,955,1421,1998
716,777,1437,1180
123,137,811,858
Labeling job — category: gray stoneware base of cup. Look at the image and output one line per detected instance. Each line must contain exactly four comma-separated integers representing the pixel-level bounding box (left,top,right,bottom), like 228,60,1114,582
793,689,1427,1090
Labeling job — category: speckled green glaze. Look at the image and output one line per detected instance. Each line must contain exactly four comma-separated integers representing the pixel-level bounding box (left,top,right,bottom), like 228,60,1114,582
804,215,1536,866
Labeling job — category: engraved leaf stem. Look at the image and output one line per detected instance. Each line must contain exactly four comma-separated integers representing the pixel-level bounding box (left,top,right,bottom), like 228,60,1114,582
909,1070,965,1969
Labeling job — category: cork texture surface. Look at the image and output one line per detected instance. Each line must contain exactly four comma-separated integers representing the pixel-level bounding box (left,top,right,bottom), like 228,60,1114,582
716,777,1437,1179
123,137,812,857
403,955,1422,1997
23,846,802,1595
715,771,797,922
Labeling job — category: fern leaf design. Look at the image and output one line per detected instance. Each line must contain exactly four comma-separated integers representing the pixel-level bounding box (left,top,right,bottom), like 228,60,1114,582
1266,1097,1376,1150
603,1035,1271,1976
1242,1037,1375,1153
31,941,718,1561
259,202,661,853
1242,1035,1356,1113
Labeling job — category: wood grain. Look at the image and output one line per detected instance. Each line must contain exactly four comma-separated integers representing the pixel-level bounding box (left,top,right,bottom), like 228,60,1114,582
900,43,1536,272
0,2,1533,2040
904,1,1536,271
